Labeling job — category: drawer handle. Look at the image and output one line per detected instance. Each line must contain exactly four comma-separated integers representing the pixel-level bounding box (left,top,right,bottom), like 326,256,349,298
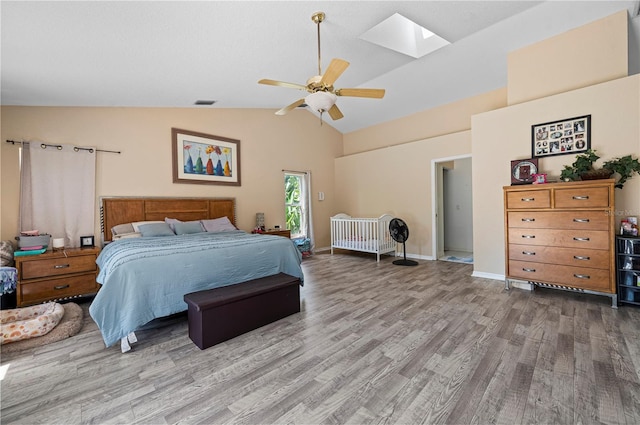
522,251,536,256
572,195,589,200
574,255,590,261
521,197,535,202
521,235,535,239
54,284,70,290
521,218,535,222
573,237,590,241
573,274,590,279
522,268,536,272
54,264,70,269
573,218,590,223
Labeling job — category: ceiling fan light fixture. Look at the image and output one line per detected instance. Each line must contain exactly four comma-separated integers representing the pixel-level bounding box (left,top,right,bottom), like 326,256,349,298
304,91,337,113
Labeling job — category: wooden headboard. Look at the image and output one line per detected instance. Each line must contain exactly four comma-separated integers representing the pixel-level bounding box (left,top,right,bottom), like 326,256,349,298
100,197,236,242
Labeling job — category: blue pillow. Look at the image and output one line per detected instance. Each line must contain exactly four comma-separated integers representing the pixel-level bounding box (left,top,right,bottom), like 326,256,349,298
138,223,176,237
174,221,205,235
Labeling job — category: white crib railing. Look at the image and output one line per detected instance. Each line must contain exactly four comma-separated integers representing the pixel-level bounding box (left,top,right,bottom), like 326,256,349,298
330,213,396,262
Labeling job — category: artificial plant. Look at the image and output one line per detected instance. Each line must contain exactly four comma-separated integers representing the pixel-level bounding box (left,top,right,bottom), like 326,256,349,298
560,148,640,189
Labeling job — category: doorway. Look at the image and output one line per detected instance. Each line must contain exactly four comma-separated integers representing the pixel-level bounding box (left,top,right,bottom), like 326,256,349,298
431,155,473,263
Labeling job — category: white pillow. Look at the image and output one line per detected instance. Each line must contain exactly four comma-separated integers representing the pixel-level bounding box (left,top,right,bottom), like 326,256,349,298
164,217,181,232
112,232,142,240
111,223,134,236
201,217,237,232
131,221,164,232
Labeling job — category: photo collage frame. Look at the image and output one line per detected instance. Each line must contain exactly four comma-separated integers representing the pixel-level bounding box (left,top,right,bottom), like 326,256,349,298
531,115,591,158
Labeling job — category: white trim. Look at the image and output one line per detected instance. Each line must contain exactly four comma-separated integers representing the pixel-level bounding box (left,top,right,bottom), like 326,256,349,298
471,271,504,281
431,153,472,262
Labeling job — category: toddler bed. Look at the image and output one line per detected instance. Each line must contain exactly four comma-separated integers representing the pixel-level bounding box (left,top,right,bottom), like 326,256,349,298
330,213,396,262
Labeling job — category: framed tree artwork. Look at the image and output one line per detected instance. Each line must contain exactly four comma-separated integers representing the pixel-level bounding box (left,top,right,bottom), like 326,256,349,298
172,128,241,186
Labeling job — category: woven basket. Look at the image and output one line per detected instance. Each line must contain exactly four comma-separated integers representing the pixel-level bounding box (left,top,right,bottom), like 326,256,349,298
580,169,613,180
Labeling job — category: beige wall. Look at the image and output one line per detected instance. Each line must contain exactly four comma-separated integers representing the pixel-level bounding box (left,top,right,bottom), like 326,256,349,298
335,131,471,258
342,88,507,155
473,74,640,277
0,107,342,247
334,9,639,278
507,10,628,105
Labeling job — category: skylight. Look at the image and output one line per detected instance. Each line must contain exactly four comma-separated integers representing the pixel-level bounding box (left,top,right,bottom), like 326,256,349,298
359,13,450,59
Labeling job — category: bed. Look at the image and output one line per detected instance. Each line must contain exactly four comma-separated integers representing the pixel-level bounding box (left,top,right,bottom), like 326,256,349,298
330,213,396,262
91,197,303,351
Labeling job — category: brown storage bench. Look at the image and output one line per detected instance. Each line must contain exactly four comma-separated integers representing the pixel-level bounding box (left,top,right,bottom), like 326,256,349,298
183,272,301,350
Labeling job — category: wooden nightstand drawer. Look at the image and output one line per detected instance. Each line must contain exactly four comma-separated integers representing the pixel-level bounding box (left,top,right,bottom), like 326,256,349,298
261,229,291,238
508,260,612,292
20,254,97,279
507,210,610,230
506,189,551,209
18,273,99,305
508,228,610,249
554,186,610,208
508,244,610,269
15,247,100,306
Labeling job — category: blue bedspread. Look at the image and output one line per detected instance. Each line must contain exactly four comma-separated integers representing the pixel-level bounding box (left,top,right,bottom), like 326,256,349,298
89,231,303,347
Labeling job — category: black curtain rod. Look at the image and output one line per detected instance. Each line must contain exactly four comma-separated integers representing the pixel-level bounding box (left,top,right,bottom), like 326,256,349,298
5,140,121,154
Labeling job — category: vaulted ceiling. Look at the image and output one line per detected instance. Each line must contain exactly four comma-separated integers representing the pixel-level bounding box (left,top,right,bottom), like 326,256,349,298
2,1,638,133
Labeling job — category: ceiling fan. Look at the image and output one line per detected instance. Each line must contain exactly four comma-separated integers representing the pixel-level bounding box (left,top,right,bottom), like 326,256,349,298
258,11,385,122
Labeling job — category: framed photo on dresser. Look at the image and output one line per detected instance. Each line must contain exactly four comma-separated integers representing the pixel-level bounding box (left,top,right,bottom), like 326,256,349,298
510,158,538,185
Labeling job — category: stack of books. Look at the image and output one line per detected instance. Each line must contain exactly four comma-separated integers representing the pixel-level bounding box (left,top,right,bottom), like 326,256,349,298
14,230,49,256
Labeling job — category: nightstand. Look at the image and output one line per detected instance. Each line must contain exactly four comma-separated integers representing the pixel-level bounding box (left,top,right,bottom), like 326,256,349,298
262,229,291,238
14,247,101,306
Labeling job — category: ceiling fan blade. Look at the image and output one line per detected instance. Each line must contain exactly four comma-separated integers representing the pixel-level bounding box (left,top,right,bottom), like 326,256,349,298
275,99,305,115
259,79,307,91
336,88,385,99
327,104,344,121
320,59,349,86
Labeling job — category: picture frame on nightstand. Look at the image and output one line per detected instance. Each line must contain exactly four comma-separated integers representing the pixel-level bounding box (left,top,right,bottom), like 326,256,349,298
80,235,95,248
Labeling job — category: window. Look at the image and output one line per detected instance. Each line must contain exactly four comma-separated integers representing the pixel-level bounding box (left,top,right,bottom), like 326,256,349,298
284,172,308,238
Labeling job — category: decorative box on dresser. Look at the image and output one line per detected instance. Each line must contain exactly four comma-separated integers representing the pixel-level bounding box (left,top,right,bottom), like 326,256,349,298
503,179,617,307
14,247,101,307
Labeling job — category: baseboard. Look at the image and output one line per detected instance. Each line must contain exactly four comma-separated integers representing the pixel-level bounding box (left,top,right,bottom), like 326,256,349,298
471,271,504,281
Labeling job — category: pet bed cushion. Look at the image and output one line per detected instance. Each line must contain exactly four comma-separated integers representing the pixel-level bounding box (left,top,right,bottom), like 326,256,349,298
1,302,65,344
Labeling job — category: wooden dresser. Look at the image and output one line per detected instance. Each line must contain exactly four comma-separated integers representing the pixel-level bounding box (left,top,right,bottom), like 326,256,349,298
14,247,100,307
503,179,616,306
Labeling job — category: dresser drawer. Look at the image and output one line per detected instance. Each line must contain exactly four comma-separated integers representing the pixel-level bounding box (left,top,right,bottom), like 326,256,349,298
507,210,610,230
20,254,97,280
508,261,612,292
508,228,610,249
506,189,551,209
508,244,609,269
554,186,610,208
18,273,99,305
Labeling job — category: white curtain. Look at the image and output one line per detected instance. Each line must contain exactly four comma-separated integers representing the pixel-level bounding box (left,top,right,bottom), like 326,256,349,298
303,171,315,251
20,143,96,248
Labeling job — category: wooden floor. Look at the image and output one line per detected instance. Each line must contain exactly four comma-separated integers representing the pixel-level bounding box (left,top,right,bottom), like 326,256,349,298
2,251,640,424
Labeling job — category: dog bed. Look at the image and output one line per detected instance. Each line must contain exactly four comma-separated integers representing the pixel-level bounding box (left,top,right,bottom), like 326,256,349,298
1,302,65,344
1,303,84,354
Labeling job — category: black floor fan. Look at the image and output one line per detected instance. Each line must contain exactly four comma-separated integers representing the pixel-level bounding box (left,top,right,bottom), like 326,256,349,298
389,218,418,266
